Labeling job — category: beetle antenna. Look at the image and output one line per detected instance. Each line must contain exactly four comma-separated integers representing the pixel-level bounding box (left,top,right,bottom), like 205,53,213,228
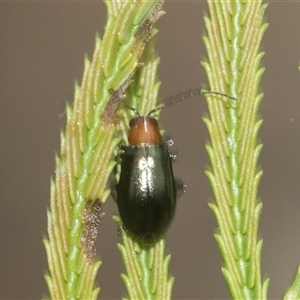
158,88,237,111
201,90,237,101
162,88,202,108
124,105,140,117
147,88,202,116
144,88,238,117
147,104,164,116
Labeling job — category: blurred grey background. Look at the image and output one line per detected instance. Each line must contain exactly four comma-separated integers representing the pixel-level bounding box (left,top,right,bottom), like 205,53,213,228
1,1,300,299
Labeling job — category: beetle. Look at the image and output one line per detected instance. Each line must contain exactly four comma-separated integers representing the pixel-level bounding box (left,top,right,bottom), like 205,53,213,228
116,89,236,244
116,106,178,244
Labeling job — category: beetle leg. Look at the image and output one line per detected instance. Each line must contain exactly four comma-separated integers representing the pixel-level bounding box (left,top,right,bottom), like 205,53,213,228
175,180,186,196
169,153,178,160
165,139,174,147
117,223,125,241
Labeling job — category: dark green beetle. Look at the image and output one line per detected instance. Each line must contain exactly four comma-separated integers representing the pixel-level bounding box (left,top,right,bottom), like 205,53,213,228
117,110,177,244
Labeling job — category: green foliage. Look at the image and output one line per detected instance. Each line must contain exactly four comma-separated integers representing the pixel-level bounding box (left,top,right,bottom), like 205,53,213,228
44,0,167,298
285,264,300,300
201,1,269,299
112,36,175,299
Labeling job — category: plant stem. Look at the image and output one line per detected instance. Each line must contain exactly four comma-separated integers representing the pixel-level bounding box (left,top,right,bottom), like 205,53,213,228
202,1,269,299
44,1,165,298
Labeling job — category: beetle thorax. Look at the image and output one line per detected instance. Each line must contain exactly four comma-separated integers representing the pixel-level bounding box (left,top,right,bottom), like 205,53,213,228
128,116,162,146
